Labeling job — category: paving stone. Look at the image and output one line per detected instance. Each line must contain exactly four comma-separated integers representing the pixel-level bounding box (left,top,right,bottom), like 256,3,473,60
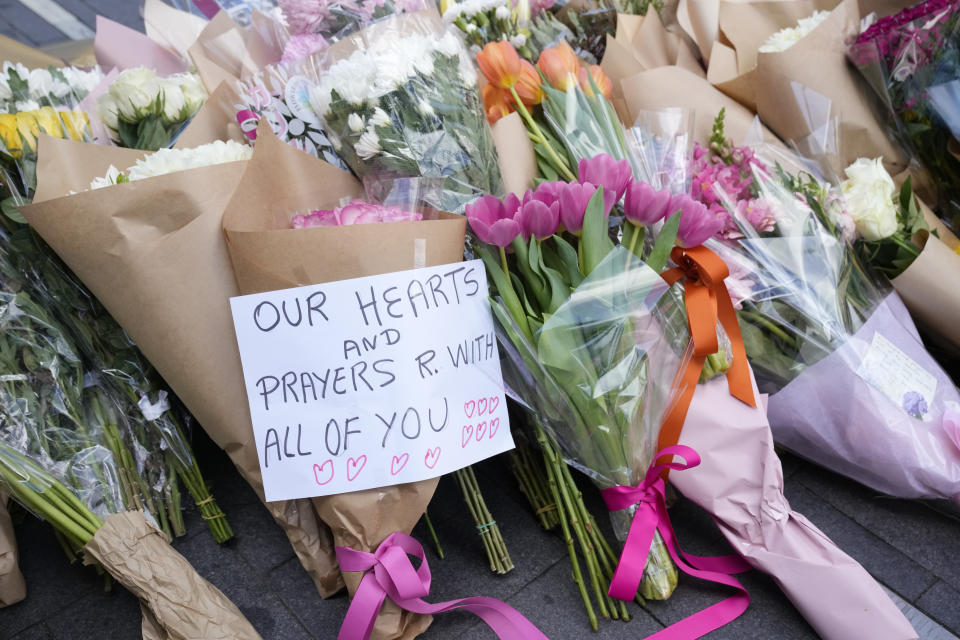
37,0,97,30
226,502,298,574
268,556,350,635
10,623,54,640
785,481,937,601
1,2,64,46
46,587,142,639
917,581,960,635
1,518,104,636
795,466,960,593
83,0,145,33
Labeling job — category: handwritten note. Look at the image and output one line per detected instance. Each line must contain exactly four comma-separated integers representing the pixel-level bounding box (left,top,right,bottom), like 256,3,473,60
230,260,514,501
857,332,937,421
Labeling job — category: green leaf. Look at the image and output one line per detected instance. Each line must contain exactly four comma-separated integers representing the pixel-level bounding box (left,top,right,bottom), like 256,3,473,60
646,211,680,273
136,115,171,151
515,235,549,311
1,197,26,225
535,241,571,314
551,235,584,287
478,246,531,339
580,188,614,276
117,120,140,149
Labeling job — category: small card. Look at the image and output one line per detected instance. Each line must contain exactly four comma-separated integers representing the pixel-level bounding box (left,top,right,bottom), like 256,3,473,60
856,332,937,421
230,259,513,501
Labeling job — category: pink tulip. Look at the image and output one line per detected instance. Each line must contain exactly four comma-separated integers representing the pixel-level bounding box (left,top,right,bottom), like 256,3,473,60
466,193,522,248
517,198,560,240
558,181,598,233
671,194,723,248
623,181,672,226
527,181,563,206
291,210,338,228
577,154,632,209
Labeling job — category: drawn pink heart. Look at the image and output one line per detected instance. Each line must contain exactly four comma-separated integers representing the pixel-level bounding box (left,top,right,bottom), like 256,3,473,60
488,396,500,414
477,397,488,416
313,460,334,485
346,455,367,482
489,418,500,439
464,400,476,418
461,424,474,448
475,420,488,441
424,447,441,469
390,453,410,476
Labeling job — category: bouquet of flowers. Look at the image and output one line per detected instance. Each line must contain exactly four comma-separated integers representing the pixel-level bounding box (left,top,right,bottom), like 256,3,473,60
90,139,253,188
0,62,102,113
691,111,960,505
308,10,503,213
97,67,207,150
443,0,536,60
848,0,960,231
234,55,348,169
278,0,431,44
467,152,729,625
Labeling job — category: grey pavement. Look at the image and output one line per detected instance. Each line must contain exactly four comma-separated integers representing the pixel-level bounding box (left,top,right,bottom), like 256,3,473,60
2,1,960,638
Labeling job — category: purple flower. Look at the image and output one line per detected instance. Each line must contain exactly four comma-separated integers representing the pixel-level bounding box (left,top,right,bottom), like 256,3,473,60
466,193,522,248
527,181,564,206
672,194,723,248
902,391,929,418
623,181,672,226
517,198,560,240
578,154,632,209
558,181,598,233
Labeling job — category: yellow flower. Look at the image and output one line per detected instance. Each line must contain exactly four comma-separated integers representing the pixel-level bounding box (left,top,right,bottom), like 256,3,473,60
34,106,64,140
60,110,90,142
0,114,21,158
15,111,39,153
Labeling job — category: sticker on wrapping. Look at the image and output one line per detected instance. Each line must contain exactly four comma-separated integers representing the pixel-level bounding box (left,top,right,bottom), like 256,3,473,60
284,75,321,127
856,332,937,421
230,259,513,501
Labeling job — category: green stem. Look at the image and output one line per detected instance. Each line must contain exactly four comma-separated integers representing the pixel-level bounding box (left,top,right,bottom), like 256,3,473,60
421,510,444,559
508,85,576,182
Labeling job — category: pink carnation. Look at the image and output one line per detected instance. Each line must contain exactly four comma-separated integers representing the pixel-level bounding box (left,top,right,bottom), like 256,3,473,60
290,200,423,229
281,33,329,63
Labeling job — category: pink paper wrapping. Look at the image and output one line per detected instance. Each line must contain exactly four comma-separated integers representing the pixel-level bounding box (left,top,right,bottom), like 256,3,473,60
766,293,960,503
94,16,188,75
673,375,918,640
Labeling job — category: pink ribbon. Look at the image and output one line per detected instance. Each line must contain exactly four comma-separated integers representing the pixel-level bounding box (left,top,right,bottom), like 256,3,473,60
335,532,550,640
601,445,751,639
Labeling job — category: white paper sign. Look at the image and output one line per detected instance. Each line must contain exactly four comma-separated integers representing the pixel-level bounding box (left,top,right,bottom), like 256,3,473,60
230,260,514,501
856,332,937,422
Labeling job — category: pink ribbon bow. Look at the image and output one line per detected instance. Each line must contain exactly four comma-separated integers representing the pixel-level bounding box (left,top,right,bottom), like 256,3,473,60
335,532,550,640
601,445,751,639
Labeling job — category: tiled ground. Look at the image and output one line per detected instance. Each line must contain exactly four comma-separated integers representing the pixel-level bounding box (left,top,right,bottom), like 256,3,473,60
2,1,960,638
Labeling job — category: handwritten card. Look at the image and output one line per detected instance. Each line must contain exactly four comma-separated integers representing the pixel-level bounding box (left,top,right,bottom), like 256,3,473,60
856,332,937,421
230,260,514,501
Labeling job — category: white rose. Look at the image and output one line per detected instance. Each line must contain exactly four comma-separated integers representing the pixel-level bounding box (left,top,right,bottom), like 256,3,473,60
177,73,206,114
840,157,899,241
110,67,162,121
347,112,364,132
159,79,187,124
97,93,120,130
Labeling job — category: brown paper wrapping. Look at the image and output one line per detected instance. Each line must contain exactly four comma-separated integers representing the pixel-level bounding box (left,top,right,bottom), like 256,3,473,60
492,113,536,197
188,12,271,93
174,82,247,149
223,127,468,639
83,512,260,639
143,0,208,61
619,66,780,146
0,490,26,608
22,136,344,599
675,0,721,63
892,231,960,349
0,35,63,68
708,0,907,173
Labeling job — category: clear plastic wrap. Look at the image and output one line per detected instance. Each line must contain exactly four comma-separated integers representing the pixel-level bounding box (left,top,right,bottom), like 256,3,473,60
308,10,504,213
848,0,960,230
704,146,960,503
234,53,348,169
277,0,432,45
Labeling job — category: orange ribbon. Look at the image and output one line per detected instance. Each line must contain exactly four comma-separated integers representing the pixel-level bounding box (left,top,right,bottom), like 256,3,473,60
657,245,756,454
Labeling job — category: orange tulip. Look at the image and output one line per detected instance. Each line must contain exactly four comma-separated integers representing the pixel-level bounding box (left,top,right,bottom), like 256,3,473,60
477,41,522,89
482,83,513,124
537,42,580,91
578,64,613,100
514,60,544,106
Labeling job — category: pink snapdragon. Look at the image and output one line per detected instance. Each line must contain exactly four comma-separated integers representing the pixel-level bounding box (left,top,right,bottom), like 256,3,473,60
290,200,422,228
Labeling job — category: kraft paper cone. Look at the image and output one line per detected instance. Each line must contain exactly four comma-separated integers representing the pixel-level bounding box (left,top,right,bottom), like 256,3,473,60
710,0,907,173
620,66,780,146
674,378,918,639
22,136,344,599
0,490,25,608
189,12,262,93
174,83,247,149
893,231,960,349
223,126,468,639
0,34,62,68
83,512,261,640
492,113,536,197
676,0,721,63
144,0,209,62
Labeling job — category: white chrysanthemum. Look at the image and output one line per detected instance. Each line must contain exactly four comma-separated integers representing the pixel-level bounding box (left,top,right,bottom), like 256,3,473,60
90,165,124,190
88,141,253,189
465,22,478,33
370,108,391,127
0,76,11,102
14,99,40,112
347,113,364,132
495,5,510,20
758,10,830,53
61,66,104,95
510,33,527,48
355,129,381,159
418,99,435,117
